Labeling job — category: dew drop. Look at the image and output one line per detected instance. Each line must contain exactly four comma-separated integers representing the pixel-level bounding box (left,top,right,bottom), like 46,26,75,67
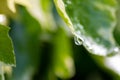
74,36,83,45
83,41,92,50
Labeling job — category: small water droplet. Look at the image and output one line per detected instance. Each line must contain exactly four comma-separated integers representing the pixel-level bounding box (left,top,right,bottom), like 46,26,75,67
74,37,83,45
77,23,84,30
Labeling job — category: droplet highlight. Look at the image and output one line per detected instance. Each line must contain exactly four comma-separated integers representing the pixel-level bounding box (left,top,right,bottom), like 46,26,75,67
74,36,83,45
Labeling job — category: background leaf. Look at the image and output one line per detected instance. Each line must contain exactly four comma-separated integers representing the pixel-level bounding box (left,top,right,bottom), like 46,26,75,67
10,6,41,80
19,0,56,31
53,27,75,79
0,0,15,16
114,0,120,45
0,24,15,66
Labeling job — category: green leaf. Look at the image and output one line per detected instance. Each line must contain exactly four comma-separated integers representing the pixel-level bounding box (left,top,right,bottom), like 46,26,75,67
53,28,75,79
54,0,118,56
0,24,15,66
7,0,16,12
20,0,56,31
114,0,120,45
15,0,30,7
0,0,15,15
10,7,41,80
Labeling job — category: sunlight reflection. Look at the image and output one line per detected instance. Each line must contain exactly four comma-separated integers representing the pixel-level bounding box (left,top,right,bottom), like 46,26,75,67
105,54,120,75
0,14,7,25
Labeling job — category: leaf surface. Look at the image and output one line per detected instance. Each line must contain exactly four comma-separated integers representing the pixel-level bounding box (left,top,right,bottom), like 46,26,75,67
54,0,118,56
0,24,15,66
53,28,75,78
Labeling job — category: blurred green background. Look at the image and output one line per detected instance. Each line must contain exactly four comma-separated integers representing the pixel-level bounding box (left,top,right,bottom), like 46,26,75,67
0,0,120,80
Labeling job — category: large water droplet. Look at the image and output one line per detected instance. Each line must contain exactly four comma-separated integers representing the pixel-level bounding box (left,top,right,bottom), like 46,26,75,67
74,36,83,45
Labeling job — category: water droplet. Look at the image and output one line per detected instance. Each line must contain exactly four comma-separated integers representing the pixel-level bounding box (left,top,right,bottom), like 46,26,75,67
83,40,93,50
74,37,83,45
73,26,120,56
82,37,109,56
